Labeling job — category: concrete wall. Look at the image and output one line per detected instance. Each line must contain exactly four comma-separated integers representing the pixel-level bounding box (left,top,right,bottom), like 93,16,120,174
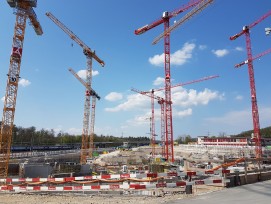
227,171,271,187
23,164,53,178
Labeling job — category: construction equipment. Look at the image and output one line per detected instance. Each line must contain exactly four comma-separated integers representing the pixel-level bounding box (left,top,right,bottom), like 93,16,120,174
46,12,104,164
0,0,43,178
152,0,214,45
265,27,271,35
135,0,201,35
46,12,104,67
131,88,165,158
68,68,100,161
131,75,219,159
235,47,271,68
230,10,271,159
209,158,245,171
135,0,212,162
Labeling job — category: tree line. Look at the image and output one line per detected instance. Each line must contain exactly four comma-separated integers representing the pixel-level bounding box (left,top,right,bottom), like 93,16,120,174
2,123,271,147
10,125,150,146
235,126,271,138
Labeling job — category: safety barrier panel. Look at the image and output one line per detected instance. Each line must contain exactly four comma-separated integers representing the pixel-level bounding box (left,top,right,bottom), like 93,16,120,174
0,178,229,192
0,170,229,184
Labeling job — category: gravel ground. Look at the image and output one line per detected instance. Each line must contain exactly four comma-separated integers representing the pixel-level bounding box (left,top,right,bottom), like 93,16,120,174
0,185,224,204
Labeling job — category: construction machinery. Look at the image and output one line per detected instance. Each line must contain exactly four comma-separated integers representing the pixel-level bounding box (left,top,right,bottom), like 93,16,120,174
131,88,165,158
131,75,219,159
152,0,214,45
235,47,271,68
68,68,100,161
0,0,43,178
46,12,104,164
135,0,213,162
230,10,271,159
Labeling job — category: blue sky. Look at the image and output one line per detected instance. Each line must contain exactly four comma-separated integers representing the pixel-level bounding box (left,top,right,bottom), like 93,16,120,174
1,0,271,139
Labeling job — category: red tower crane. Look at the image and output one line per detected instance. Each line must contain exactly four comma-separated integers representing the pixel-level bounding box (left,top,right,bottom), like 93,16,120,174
135,0,202,35
68,68,100,161
235,47,271,68
230,10,271,159
0,0,43,178
131,75,219,159
131,88,165,157
135,0,213,162
152,0,214,45
46,12,104,164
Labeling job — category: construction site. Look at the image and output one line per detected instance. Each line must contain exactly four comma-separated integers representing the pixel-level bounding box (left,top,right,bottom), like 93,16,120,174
1,0,271,203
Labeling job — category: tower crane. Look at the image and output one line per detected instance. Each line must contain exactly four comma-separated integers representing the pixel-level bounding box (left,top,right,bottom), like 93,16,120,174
230,10,271,159
131,74,219,159
235,47,271,68
135,0,202,35
131,88,165,158
46,12,104,67
46,12,104,164
152,0,214,45
68,68,100,162
0,0,43,178
135,0,212,162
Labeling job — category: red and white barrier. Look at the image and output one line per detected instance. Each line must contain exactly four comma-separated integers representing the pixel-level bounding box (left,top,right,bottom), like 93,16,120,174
0,178,229,192
0,170,229,184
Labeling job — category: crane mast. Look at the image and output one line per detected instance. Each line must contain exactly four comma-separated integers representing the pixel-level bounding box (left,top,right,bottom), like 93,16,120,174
134,0,202,35
131,88,164,157
46,12,104,164
68,68,100,162
0,0,43,178
230,10,271,159
131,75,219,159
152,0,214,45
89,96,97,159
235,48,271,68
135,0,212,162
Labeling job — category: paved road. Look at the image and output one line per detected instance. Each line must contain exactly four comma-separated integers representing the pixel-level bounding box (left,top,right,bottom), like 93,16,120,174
167,180,271,204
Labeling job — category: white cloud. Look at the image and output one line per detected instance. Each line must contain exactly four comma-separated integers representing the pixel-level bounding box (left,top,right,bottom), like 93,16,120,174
212,49,229,57
149,54,164,67
66,127,81,135
177,108,192,118
171,43,196,65
235,46,243,51
105,92,123,101
19,78,31,87
93,70,99,76
149,42,196,66
204,109,252,134
53,125,63,134
105,93,149,112
199,45,207,50
203,107,271,135
126,107,162,128
235,95,243,100
172,88,224,107
128,114,152,126
77,69,99,80
153,77,164,86
1,96,5,102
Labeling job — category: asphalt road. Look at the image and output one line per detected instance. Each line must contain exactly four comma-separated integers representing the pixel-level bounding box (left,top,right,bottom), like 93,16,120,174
166,180,271,204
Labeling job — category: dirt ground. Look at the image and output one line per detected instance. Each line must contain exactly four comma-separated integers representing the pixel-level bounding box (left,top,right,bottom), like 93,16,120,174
0,185,224,204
